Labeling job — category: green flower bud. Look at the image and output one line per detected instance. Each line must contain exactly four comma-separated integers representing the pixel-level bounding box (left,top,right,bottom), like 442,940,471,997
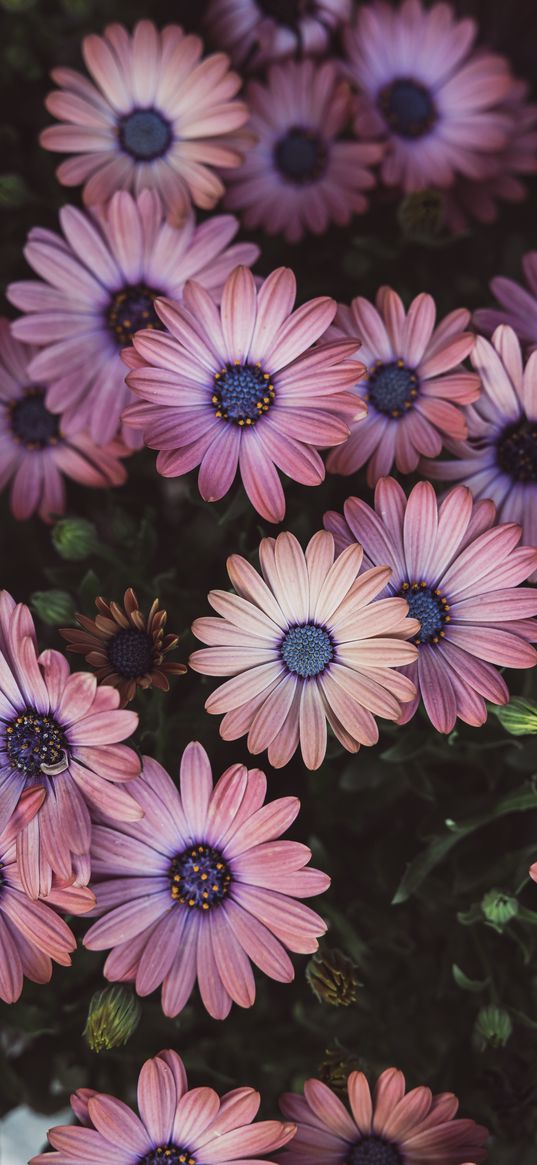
474,1005,513,1052
481,889,519,927
306,948,360,1007
30,590,76,627
84,985,141,1053
52,518,98,561
492,697,537,736
397,188,446,243
318,1048,365,1097
0,172,32,207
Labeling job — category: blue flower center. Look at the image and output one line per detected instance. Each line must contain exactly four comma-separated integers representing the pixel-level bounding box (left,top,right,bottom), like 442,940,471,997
400,581,450,646
107,283,164,348
9,390,61,449
107,629,154,679
497,420,537,482
212,362,275,426
5,710,68,778
118,109,172,161
366,360,419,418
348,1137,403,1165
257,0,306,25
274,127,327,183
170,844,232,910
281,623,334,678
142,1148,195,1165
378,78,437,139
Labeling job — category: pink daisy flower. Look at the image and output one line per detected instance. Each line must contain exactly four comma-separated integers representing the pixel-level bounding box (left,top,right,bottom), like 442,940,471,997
0,589,141,900
325,288,480,486
189,530,418,771
344,0,511,193
84,742,330,1020
30,1047,296,1165
279,1067,488,1165
205,0,352,70
0,788,93,1004
0,320,128,521
422,326,537,582
39,20,250,219
223,60,383,243
324,478,537,734
8,191,259,448
123,266,364,523
474,252,537,350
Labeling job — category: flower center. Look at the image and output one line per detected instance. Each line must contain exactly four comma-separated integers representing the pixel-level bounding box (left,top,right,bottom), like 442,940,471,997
348,1137,403,1165
274,127,327,184
106,629,155,679
496,419,537,482
365,360,419,418
141,1148,196,1165
378,78,437,139
118,109,172,161
281,623,334,678
212,362,275,426
399,581,450,646
9,390,61,449
257,0,308,25
106,283,164,348
4,710,69,778
169,845,232,910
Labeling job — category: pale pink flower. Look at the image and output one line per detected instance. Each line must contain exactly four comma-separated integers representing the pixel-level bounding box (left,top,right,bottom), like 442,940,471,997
205,0,352,70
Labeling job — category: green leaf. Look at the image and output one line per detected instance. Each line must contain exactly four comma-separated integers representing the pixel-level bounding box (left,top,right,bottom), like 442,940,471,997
452,963,489,992
380,731,427,763
78,568,101,609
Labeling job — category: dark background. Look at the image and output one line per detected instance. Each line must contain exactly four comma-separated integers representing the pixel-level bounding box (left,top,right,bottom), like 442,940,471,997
1,1,537,1161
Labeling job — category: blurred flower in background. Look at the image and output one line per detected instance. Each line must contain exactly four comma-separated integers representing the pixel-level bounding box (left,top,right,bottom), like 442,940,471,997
205,0,352,69
475,251,537,348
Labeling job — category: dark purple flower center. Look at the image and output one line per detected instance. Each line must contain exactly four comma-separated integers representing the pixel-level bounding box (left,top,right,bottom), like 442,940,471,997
378,78,437,139
348,1137,403,1165
107,629,154,679
257,0,310,26
212,362,275,425
281,623,334,678
118,108,172,161
169,844,232,910
497,419,537,482
399,581,450,646
274,127,327,183
366,360,419,418
141,1147,196,1165
9,390,61,449
4,710,68,778
107,283,164,348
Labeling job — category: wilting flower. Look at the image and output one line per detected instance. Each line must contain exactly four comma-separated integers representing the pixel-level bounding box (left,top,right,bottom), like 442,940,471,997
224,60,383,243
84,743,330,1020
0,589,141,899
280,1069,488,1165
205,0,352,70
0,320,127,521
474,252,537,350
30,1047,296,1165
344,0,511,192
423,327,537,581
39,20,250,218
324,478,537,733
8,191,258,447
325,288,479,485
60,587,187,706
189,530,418,770
124,266,363,523
0,788,92,1004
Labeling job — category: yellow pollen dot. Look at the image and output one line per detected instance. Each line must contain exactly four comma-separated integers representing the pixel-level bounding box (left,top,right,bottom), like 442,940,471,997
202,902,209,910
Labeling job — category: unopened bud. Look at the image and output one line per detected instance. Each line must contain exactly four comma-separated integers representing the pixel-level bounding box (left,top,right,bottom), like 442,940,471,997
306,947,360,1007
397,188,446,242
493,697,537,736
31,589,76,627
318,1048,364,1096
481,889,519,927
84,985,141,1053
52,518,97,561
474,1005,512,1052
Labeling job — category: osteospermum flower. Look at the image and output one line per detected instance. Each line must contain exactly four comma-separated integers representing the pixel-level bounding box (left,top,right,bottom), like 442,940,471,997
280,1068,488,1165
205,0,352,70
325,288,480,485
0,590,141,899
223,60,383,243
123,266,364,522
344,0,511,192
324,478,537,733
60,587,187,706
474,252,537,350
189,530,418,770
422,327,537,582
8,191,258,448
0,320,128,521
84,743,330,1019
39,20,250,218
31,1047,296,1165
